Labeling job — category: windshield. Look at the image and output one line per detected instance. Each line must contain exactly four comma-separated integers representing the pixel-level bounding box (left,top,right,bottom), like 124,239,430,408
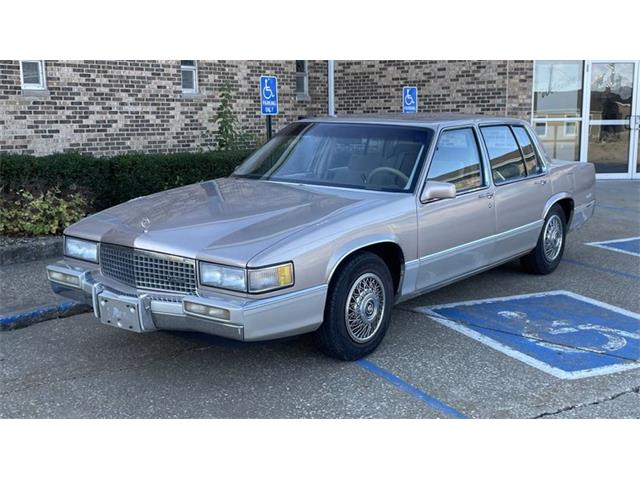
233,122,433,192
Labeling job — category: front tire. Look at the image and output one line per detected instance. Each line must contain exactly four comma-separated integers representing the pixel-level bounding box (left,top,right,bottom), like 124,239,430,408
314,252,394,360
520,204,567,275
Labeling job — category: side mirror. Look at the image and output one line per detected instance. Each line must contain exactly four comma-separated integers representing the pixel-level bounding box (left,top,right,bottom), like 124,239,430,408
420,181,456,203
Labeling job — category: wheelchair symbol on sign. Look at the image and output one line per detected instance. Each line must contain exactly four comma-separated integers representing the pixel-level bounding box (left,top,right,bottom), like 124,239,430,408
263,81,274,100
497,310,640,354
404,91,415,106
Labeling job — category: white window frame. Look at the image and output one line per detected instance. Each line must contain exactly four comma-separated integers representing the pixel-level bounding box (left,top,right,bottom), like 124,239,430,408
181,61,198,94
534,121,548,138
20,60,47,90
563,121,578,137
295,60,309,97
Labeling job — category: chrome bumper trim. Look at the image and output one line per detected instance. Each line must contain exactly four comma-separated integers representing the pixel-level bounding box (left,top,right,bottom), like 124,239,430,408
570,200,596,231
46,261,327,341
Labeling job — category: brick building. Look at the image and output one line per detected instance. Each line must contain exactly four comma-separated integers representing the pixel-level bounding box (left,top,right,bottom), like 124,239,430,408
1,60,638,178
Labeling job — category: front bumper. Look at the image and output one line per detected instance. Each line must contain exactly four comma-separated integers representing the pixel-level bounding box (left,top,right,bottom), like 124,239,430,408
46,261,327,341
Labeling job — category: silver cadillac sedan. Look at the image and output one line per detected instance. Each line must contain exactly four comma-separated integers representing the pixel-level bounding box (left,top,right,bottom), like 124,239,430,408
47,115,596,360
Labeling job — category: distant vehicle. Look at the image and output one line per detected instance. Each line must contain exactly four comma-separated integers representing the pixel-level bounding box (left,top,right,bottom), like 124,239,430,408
47,115,596,360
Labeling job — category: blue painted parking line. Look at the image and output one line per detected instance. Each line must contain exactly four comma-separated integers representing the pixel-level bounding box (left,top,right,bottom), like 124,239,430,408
596,204,639,214
0,300,82,328
587,236,640,258
357,359,467,418
413,291,640,380
563,258,640,281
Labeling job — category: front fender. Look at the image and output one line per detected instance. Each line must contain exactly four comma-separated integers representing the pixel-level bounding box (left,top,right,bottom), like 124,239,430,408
325,234,402,284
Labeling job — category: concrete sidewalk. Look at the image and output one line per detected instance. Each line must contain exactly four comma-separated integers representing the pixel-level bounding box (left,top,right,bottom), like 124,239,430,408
0,257,90,329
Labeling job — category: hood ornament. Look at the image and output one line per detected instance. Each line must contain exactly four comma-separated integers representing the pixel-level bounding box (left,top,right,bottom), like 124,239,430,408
140,217,151,232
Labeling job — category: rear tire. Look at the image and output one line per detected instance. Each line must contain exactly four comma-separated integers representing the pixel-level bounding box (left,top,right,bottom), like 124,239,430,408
314,252,394,361
520,204,567,275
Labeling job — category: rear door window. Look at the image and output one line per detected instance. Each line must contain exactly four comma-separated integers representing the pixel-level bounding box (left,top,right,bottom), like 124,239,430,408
480,126,527,184
512,126,544,175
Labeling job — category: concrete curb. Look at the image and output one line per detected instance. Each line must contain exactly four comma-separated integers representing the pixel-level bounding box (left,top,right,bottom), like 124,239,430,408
0,236,63,266
0,301,92,331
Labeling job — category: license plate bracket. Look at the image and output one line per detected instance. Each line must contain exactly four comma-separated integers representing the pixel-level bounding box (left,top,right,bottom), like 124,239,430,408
97,291,144,332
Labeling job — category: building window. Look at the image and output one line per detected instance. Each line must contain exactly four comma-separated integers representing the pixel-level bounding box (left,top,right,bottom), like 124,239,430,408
531,60,584,161
181,60,198,94
564,121,578,137
534,122,548,138
295,60,308,97
20,61,46,90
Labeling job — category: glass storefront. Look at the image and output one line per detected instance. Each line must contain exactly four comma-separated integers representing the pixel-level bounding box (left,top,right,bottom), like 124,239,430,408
587,125,630,174
587,62,635,174
532,61,584,161
534,120,581,161
532,60,640,178
533,61,583,119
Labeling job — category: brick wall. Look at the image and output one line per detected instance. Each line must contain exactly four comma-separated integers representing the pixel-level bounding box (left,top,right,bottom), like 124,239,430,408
0,60,535,157
333,60,533,120
0,60,327,156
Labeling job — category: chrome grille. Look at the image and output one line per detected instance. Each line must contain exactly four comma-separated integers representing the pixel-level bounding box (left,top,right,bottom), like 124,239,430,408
100,244,197,294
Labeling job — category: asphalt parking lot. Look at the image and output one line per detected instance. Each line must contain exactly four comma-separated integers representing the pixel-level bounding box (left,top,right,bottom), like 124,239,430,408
1,180,638,419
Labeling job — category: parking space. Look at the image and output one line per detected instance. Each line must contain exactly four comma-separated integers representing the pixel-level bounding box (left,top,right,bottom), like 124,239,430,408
0,181,638,418
415,291,640,379
587,236,640,257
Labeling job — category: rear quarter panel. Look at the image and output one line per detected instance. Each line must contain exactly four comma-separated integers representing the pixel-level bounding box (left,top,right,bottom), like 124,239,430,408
547,159,596,226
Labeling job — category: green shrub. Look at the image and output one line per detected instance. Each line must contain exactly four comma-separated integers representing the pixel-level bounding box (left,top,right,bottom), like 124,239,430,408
0,150,250,212
0,187,89,236
214,82,255,150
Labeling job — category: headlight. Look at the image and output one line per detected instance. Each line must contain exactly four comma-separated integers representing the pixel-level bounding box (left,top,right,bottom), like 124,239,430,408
199,262,247,292
64,237,98,263
248,262,294,293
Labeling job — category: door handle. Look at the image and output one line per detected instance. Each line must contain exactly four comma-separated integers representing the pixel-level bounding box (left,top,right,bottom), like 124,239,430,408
534,179,547,185
478,192,494,199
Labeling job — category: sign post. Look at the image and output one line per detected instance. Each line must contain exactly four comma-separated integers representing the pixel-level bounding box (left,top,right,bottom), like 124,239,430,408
260,75,278,139
402,86,418,113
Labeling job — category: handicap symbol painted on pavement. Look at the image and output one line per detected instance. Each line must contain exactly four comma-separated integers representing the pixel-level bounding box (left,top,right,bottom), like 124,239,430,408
403,86,418,113
260,75,278,115
413,290,640,379
587,236,640,258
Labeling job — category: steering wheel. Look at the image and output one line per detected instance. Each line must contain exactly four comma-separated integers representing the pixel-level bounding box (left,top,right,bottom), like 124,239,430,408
367,167,410,187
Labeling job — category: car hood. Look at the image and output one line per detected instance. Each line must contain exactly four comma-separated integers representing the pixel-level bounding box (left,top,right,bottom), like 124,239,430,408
65,178,377,266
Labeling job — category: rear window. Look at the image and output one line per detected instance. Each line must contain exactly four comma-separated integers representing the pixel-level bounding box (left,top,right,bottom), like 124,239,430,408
512,126,543,175
480,126,527,184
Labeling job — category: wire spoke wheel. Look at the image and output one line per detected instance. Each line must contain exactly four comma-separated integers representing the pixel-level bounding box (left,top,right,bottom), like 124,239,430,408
345,273,386,343
543,214,563,262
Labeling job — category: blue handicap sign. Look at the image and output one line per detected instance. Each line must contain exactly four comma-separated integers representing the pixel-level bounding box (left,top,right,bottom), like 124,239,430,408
403,86,418,113
260,75,278,115
415,291,640,379
588,236,640,257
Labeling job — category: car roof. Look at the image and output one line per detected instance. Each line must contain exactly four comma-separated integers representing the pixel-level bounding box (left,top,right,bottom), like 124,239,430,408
298,113,529,128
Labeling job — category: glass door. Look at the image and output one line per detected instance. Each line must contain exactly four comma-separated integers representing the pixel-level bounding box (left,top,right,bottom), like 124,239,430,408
583,61,639,178
634,64,640,179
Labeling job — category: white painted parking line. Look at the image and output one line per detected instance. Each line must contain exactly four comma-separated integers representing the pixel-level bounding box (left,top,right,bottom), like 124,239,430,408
586,236,640,258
